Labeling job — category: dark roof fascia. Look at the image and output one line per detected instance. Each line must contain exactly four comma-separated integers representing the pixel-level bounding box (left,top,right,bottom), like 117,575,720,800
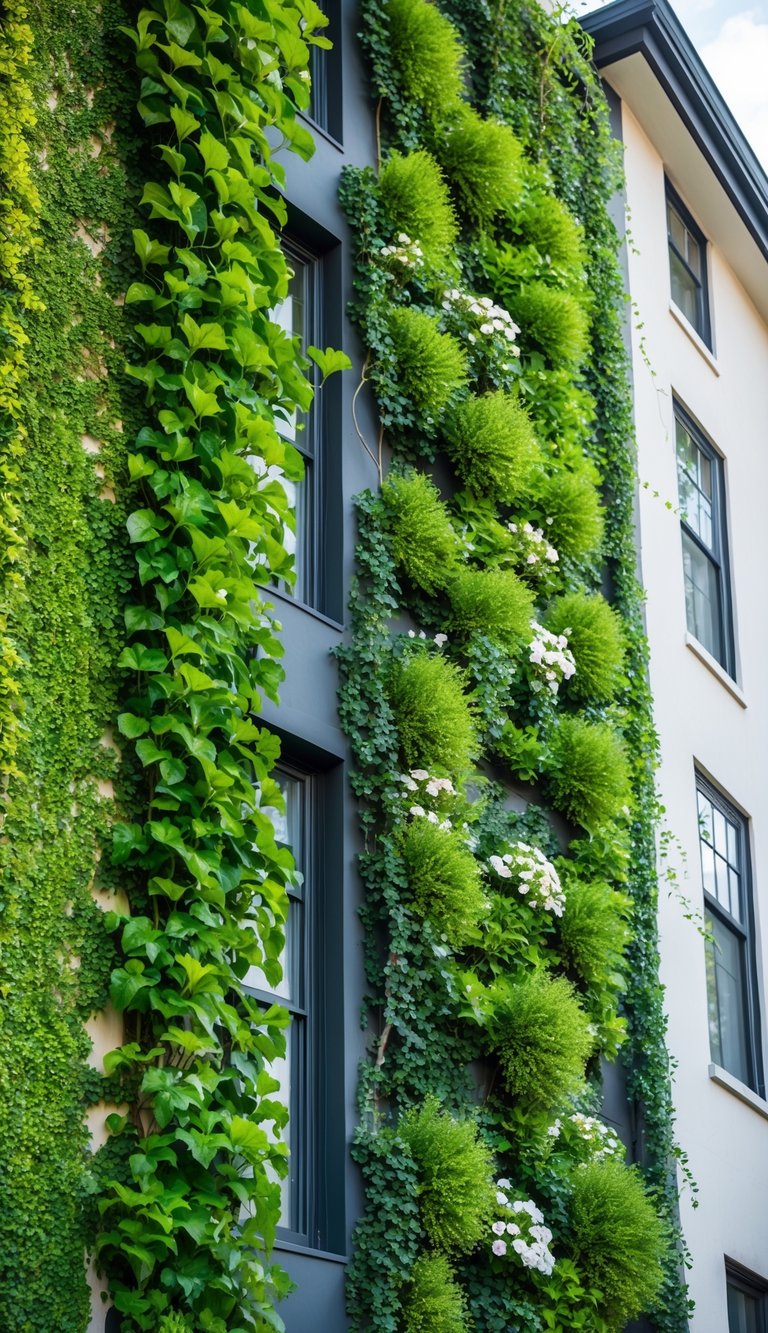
581,0,768,263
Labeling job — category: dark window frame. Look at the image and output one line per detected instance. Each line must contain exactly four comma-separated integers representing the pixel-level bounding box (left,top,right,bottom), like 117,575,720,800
675,400,735,677
697,773,764,1098
666,179,712,346
244,754,346,1254
305,0,343,145
726,1259,768,1333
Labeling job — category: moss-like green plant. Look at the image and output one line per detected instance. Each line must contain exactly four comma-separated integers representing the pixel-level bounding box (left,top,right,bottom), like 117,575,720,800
401,818,486,946
399,1096,496,1252
379,151,459,268
390,651,477,772
518,190,586,273
568,1160,666,1330
546,591,625,703
531,464,605,565
490,973,593,1109
558,873,632,993
403,1253,469,1333
445,390,539,502
387,0,465,120
438,107,523,225
158,1317,194,1333
448,567,534,643
510,281,589,366
544,716,630,830
382,470,459,593
388,307,469,417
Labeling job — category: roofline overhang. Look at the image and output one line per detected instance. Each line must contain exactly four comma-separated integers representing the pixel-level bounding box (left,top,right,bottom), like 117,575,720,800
581,0,768,263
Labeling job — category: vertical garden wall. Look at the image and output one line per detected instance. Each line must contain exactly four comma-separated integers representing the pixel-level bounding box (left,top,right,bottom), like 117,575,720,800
338,1,692,1330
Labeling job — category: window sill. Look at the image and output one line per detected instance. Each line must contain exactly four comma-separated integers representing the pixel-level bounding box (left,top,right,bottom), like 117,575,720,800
709,1064,768,1120
669,301,719,375
685,633,746,708
268,583,345,633
275,1237,348,1264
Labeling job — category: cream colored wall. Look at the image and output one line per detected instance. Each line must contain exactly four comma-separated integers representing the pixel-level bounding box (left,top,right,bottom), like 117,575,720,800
620,101,768,1329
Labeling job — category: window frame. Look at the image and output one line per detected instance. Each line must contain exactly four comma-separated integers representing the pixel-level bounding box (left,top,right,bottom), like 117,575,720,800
666,179,712,347
696,773,764,1098
674,401,735,677
305,0,343,144
726,1260,768,1333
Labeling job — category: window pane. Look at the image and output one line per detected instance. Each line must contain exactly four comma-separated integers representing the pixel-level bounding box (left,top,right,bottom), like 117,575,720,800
707,910,750,1085
273,260,308,446
728,1283,761,1333
685,229,701,279
670,247,701,329
682,528,723,659
668,202,686,253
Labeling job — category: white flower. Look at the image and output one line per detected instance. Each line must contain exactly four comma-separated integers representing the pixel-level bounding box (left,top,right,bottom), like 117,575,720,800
496,1190,509,1206
434,632,448,647
497,1178,511,1189
492,1239,507,1257
426,810,439,824
492,1221,507,1236
409,805,425,818
411,769,429,781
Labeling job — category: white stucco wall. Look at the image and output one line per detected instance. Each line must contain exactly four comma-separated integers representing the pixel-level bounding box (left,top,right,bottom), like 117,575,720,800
619,100,768,1329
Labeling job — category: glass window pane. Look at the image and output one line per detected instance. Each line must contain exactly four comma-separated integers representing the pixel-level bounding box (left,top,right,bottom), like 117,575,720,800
726,819,740,870
728,1283,761,1333
685,229,701,278
729,868,743,925
668,202,686,253
698,791,713,842
682,528,723,659
713,807,728,855
714,853,731,913
670,247,700,329
700,839,716,898
708,911,750,1085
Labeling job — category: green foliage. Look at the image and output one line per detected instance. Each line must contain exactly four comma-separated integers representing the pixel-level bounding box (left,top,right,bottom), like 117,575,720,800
399,1096,496,1253
568,1160,666,1330
546,592,625,703
387,0,465,122
158,1316,194,1333
490,973,593,1110
559,873,632,994
517,189,587,274
438,107,523,225
401,818,487,947
545,716,630,830
446,390,539,502
530,464,605,566
382,470,459,592
390,650,477,773
403,1253,469,1333
387,306,469,417
449,566,534,643
511,281,589,366
380,150,459,267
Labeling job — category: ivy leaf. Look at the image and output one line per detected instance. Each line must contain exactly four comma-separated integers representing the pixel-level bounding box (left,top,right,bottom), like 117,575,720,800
165,0,197,45
133,228,170,270
117,712,150,739
180,312,228,353
229,1116,269,1161
198,128,229,174
170,104,199,140
111,962,152,1012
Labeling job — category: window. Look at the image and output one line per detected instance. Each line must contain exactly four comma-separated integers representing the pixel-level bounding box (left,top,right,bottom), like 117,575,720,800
273,242,321,608
306,1,342,141
727,1264,768,1333
697,776,763,1095
244,761,344,1250
666,182,711,345
675,405,734,674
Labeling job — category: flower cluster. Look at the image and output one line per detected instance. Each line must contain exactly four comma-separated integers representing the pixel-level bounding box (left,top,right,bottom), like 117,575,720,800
528,621,576,696
490,1182,556,1276
379,232,424,270
398,769,456,830
488,841,565,916
548,1113,623,1162
441,288,521,388
407,629,448,647
507,519,559,580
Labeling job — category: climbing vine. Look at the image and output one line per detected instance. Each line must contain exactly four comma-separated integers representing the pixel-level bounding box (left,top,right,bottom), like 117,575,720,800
338,1,691,1330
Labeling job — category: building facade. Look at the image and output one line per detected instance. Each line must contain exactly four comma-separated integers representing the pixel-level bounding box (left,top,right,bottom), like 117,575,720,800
586,3,768,1327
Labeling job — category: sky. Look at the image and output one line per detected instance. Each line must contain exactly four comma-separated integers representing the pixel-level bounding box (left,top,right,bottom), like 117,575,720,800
580,0,768,171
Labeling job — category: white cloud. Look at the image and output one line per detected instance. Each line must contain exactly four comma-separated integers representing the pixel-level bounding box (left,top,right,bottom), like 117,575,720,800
700,10,768,169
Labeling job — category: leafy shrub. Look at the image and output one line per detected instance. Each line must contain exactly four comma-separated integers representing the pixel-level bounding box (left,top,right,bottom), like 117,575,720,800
517,190,586,274
379,151,459,268
449,567,534,643
445,390,539,502
388,307,469,417
390,651,477,773
438,107,523,225
158,1318,193,1333
568,1160,666,1330
382,470,459,593
387,0,465,120
401,818,486,946
530,464,604,566
493,720,541,785
402,1253,469,1333
545,592,625,704
510,281,589,366
558,873,632,994
399,1096,496,1252
544,716,630,830
489,973,593,1109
